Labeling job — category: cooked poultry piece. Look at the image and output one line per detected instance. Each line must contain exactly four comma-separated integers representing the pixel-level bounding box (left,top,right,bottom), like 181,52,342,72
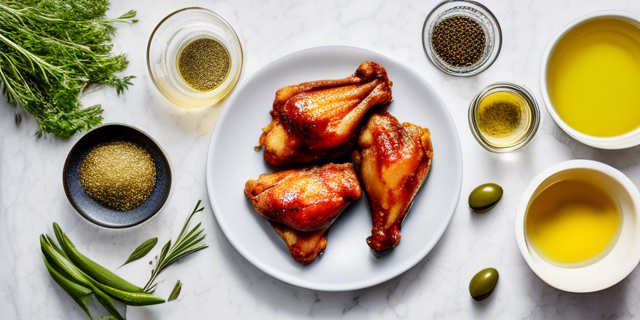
259,61,393,166
244,163,362,264
352,111,433,256
268,222,329,266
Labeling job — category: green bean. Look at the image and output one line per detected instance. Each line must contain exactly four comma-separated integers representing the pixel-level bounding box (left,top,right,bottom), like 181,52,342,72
53,223,145,293
43,255,93,320
44,234,66,258
92,286,125,320
86,276,165,306
40,235,90,287
43,254,91,297
41,234,129,320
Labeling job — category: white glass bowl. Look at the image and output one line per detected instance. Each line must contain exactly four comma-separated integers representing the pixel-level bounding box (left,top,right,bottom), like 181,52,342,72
515,160,640,292
147,7,244,109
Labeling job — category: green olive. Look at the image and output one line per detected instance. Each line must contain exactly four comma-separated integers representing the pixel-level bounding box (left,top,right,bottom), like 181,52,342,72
469,268,499,301
468,183,503,213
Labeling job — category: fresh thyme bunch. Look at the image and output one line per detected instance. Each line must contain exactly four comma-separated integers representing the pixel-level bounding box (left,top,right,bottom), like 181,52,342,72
0,0,137,139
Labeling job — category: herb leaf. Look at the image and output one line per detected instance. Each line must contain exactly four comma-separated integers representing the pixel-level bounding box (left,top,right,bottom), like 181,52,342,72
168,280,182,301
119,238,158,268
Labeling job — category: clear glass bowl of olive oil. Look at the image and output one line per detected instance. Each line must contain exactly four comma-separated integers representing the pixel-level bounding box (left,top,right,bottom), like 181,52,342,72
469,81,540,152
147,8,244,109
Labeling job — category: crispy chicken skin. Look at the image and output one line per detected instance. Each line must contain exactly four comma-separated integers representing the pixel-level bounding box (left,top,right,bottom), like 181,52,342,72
244,163,362,264
268,222,329,265
352,111,433,256
259,62,393,166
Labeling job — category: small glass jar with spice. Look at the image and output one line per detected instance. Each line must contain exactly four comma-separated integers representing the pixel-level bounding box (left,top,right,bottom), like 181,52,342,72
422,0,502,76
469,81,540,152
147,8,244,109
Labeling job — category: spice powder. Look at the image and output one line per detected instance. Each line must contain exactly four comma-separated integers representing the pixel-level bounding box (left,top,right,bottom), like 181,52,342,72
80,141,156,211
178,38,231,92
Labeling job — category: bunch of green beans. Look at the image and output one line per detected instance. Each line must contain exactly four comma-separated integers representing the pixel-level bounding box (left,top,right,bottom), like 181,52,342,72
41,223,164,320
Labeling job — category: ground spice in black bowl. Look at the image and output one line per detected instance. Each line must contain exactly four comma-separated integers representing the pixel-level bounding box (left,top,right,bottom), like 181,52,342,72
80,141,157,211
431,16,486,67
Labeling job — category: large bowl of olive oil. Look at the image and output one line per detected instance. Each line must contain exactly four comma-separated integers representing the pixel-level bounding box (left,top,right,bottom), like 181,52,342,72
515,160,640,293
542,11,640,149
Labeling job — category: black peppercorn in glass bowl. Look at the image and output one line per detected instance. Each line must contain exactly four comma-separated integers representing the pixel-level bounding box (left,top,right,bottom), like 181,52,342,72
63,124,173,229
423,0,502,76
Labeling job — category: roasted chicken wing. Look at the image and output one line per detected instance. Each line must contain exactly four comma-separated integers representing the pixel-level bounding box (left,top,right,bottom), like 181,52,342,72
352,111,433,256
259,62,393,166
267,222,329,266
244,163,362,264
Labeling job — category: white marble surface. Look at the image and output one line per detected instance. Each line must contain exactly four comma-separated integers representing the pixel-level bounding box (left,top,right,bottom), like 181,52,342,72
3,0,640,319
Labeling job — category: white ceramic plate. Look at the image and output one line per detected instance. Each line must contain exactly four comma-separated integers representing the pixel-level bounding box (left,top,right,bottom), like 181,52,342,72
206,46,462,291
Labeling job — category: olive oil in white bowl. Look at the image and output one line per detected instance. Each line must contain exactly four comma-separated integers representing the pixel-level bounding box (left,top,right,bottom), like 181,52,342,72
516,160,640,292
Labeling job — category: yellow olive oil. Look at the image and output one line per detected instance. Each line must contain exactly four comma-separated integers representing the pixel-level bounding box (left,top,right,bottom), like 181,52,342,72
526,179,620,266
476,90,532,147
547,18,640,137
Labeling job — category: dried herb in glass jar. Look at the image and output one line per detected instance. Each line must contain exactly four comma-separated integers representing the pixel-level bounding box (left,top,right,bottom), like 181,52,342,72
431,16,486,67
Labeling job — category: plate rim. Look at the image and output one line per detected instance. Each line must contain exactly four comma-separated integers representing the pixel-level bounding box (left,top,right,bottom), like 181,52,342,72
205,46,463,291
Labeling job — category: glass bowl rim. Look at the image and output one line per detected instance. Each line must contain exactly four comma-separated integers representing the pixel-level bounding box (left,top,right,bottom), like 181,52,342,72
146,7,244,108
422,0,503,77
468,81,541,152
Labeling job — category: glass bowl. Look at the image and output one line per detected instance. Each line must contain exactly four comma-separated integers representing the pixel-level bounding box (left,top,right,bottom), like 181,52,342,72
422,0,502,76
468,81,540,152
147,7,244,109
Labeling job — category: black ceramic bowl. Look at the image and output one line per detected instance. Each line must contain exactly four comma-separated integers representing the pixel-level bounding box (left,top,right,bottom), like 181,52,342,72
63,124,172,228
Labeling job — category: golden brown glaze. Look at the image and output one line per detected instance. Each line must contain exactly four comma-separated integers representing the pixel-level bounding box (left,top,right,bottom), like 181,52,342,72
352,111,433,255
244,163,362,264
269,222,328,265
259,62,393,166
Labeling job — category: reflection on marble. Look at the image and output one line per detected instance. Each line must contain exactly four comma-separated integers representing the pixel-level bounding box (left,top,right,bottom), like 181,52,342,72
2,0,640,319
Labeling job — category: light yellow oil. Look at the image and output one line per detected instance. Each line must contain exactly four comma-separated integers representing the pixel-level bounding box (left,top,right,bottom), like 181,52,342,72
547,18,640,137
476,90,532,147
526,180,620,266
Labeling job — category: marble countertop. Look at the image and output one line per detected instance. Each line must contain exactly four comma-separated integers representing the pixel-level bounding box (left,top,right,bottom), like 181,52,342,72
3,0,640,319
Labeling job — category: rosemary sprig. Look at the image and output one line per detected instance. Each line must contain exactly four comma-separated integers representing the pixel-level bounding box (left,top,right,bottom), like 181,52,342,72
143,200,208,292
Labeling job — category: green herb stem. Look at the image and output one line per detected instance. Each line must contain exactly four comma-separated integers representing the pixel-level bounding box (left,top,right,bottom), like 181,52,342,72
0,0,137,138
143,200,208,292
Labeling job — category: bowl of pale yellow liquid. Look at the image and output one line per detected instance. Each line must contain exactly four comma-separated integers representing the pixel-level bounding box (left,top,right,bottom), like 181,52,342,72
542,12,640,149
516,160,640,292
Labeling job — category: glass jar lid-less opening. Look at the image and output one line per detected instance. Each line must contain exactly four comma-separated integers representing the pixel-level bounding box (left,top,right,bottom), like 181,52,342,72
469,82,541,153
422,0,502,77
147,8,244,110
